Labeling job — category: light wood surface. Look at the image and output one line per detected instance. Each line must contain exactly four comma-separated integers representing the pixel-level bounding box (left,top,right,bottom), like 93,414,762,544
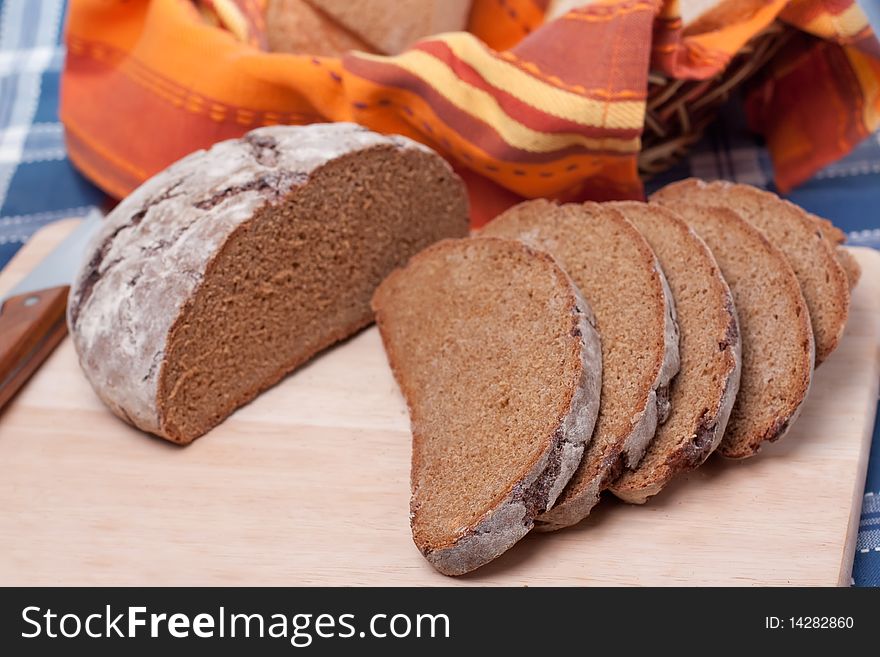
1,219,878,586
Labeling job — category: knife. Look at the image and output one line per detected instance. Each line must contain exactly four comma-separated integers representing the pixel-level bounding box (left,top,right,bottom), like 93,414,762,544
0,209,104,410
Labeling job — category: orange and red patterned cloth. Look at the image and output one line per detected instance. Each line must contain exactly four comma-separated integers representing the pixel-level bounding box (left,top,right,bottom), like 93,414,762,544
61,0,880,226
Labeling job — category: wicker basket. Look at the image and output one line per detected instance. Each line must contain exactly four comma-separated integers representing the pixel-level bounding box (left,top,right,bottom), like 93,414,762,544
638,22,794,177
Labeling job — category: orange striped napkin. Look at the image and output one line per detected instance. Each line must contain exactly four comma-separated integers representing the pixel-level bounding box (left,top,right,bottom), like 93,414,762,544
61,0,880,225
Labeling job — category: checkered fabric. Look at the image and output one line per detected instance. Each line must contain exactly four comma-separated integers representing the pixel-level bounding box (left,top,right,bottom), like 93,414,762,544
0,0,105,269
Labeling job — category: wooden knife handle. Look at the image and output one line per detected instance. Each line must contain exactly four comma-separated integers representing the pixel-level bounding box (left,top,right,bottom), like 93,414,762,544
0,286,70,410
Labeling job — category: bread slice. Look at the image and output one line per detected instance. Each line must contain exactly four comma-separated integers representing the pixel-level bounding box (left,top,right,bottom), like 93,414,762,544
803,211,860,290
68,123,469,444
836,246,862,290
648,201,814,458
372,237,602,575
266,0,376,55
811,212,846,246
606,202,741,503
652,179,849,365
304,0,473,54
481,200,680,529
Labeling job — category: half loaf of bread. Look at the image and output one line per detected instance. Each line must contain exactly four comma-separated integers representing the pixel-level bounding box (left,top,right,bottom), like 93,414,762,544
68,123,469,444
372,237,602,575
482,200,680,530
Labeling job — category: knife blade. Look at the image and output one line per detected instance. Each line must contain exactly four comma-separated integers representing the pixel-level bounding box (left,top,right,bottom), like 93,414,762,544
0,209,104,410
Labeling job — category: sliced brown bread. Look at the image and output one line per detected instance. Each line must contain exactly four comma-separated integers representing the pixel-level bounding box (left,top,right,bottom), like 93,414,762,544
68,123,469,444
805,210,862,290
648,201,814,458
372,237,602,575
806,210,846,245
652,179,849,365
481,200,680,530
304,0,473,54
267,0,376,56
800,211,861,290
606,202,741,503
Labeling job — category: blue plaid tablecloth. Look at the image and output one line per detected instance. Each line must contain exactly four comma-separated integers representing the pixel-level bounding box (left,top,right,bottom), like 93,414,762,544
2,0,879,585
0,0,103,267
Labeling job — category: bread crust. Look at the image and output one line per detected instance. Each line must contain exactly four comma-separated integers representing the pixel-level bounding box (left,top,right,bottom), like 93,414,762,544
372,238,602,575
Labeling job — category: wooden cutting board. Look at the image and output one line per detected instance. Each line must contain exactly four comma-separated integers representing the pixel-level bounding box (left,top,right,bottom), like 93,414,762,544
1,219,878,586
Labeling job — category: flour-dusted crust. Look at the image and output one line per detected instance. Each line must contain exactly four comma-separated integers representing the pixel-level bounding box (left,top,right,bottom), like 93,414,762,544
67,123,454,441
